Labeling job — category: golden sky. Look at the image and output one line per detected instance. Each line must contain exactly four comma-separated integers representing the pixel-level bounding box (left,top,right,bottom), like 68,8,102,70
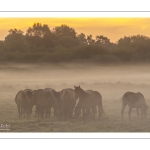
0,18,150,43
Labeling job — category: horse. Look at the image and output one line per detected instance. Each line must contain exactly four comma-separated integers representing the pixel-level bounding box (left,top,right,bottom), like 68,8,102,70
44,88,60,118
33,89,58,118
74,86,104,120
59,88,77,120
15,89,34,118
121,91,148,120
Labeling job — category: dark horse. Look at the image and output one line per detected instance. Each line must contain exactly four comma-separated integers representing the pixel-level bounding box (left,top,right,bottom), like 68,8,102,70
74,86,104,120
15,89,34,118
59,88,77,120
121,92,148,120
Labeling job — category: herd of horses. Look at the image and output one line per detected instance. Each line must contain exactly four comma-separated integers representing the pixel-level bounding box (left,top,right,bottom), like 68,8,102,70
15,86,149,120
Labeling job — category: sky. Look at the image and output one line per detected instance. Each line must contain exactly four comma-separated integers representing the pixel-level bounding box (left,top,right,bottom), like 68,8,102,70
0,18,150,43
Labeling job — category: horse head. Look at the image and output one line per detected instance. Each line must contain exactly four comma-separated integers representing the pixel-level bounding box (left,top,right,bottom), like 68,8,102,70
74,85,81,98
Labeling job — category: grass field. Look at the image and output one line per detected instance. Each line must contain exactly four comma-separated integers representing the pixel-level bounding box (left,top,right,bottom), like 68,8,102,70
0,63,150,132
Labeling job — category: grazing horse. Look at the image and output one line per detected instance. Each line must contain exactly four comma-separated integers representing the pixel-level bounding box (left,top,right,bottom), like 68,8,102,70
15,89,34,118
33,89,58,118
121,92,148,120
44,88,60,118
59,88,77,120
74,86,104,120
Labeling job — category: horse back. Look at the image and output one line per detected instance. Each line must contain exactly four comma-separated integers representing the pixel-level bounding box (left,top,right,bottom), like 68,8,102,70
122,92,146,108
86,90,102,105
60,88,76,107
15,90,30,106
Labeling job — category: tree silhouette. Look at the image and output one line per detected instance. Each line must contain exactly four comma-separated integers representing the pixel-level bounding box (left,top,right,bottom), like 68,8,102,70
86,35,95,45
96,35,110,46
26,23,54,51
77,33,87,45
4,29,29,52
1,23,150,63
53,24,77,39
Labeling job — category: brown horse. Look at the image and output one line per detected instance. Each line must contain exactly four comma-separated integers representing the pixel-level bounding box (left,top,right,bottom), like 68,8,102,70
74,86,104,120
121,92,148,120
15,89,34,118
44,88,60,118
59,88,77,120
33,89,58,118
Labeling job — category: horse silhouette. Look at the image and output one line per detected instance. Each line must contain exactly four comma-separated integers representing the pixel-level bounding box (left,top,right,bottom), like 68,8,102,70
74,86,104,120
121,91,148,120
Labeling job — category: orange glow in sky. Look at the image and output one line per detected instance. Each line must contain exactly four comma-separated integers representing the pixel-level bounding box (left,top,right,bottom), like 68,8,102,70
0,18,150,43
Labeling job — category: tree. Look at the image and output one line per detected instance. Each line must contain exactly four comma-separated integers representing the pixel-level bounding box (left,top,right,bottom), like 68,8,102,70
26,23,55,51
53,24,77,39
96,35,110,46
116,35,150,62
117,36,131,47
4,29,29,52
0,40,4,50
117,35,150,52
86,35,95,45
26,23,51,37
77,33,87,45
0,40,4,57
56,36,80,48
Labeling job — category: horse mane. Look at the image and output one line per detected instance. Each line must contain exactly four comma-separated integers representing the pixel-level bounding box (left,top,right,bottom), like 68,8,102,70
78,87,89,98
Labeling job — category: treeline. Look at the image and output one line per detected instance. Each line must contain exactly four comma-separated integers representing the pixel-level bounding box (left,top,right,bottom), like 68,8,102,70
0,22,150,63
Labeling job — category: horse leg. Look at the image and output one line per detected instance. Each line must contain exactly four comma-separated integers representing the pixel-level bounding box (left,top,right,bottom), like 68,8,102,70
42,107,45,118
54,108,56,117
35,106,39,118
128,107,132,121
121,104,126,120
40,107,44,118
89,109,92,119
45,108,47,118
22,107,25,119
21,107,24,118
137,108,139,119
37,106,40,118
38,108,40,117
30,105,33,116
35,107,37,118
69,107,73,119
85,108,90,119
82,108,86,119
49,107,51,118
45,107,50,118
20,106,23,118
98,105,101,120
25,106,28,118
45,107,49,118
92,107,96,120
67,108,70,119
141,108,143,120
26,106,31,118
17,106,21,118
25,107,28,118
64,108,67,120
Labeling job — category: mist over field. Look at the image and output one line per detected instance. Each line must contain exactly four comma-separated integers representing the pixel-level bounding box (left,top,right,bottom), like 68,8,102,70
0,63,150,98
0,63,150,132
